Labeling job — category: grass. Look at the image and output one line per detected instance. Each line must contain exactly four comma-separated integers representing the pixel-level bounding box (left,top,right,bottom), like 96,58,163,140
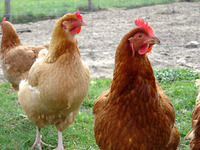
0,68,200,149
0,0,182,23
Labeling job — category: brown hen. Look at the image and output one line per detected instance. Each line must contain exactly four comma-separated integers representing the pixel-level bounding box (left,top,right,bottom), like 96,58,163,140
93,18,179,150
0,18,49,91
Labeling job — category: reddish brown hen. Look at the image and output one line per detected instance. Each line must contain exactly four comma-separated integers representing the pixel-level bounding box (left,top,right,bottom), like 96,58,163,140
0,17,49,91
93,18,179,150
185,79,200,150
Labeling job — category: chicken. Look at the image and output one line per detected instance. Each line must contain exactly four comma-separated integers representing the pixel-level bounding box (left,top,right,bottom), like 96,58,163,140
93,18,179,150
18,10,90,150
185,79,200,150
0,17,49,91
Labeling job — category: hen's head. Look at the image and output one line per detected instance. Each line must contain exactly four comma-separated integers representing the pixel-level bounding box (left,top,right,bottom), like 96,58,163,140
58,10,87,35
1,17,21,48
128,18,160,55
1,17,13,34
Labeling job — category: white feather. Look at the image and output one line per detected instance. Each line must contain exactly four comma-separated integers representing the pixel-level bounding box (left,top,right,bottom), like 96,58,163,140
187,129,195,139
19,80,27,90
38,49,48,58
28,85,40,94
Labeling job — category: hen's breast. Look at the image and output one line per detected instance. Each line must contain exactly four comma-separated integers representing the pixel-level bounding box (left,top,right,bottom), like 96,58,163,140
94,87,172,150
38,55,90,111
19,53,90,129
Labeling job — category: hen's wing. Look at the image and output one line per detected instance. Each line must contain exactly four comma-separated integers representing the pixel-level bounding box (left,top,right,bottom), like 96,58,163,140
166,125,180,150
27,50,48,87
156,79,175,124
3,45,47,73
93,90,110,116
3,46,38,73
156,79,180,149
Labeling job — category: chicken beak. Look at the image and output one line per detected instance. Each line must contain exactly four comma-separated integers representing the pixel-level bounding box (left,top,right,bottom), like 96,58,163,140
78,21,87,26
149,37,160,45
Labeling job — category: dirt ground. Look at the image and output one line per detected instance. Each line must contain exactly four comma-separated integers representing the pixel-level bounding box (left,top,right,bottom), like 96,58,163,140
0,2,199,82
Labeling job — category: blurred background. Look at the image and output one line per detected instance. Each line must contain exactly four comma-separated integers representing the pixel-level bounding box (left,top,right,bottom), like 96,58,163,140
1,0,189,23
0,0,199,79
0,1,200,149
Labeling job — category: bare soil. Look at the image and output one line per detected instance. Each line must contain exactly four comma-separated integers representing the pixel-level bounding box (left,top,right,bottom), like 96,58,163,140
0,2,199,82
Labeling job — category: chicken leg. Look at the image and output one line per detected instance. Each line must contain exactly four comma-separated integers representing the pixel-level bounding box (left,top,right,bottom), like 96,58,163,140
31,126,42,150
54,130,64,150
31,126,54,150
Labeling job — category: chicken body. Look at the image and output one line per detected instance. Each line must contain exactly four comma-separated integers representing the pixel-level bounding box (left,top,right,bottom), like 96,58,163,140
185,79,200,150
0,20,49,91
18,11,90,149
19,47,89,130
93,19,179,150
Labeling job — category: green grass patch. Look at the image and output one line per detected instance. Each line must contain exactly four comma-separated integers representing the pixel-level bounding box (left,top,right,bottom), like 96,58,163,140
0,0,181,23
0,69,200,149
155,68,200,83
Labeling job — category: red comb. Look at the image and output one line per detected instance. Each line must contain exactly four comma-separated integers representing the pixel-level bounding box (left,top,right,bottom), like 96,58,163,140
73,10,83,21
2,17,6,22
135,18,155,37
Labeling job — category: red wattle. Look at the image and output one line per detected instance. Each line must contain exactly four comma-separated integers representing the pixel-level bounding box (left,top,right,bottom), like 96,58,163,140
70,26,81,35
147,46,153,53
77,27,81,34
138,44,149,55
70,26,79,35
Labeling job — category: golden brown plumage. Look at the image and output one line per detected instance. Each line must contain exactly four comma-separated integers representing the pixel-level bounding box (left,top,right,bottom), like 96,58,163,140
18,11,90,149
185,79,200,150
93,18,179,150
0,20,49,91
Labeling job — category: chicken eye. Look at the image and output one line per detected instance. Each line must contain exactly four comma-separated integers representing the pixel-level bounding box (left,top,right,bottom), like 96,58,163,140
69,19,73,22
137,34,143,38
